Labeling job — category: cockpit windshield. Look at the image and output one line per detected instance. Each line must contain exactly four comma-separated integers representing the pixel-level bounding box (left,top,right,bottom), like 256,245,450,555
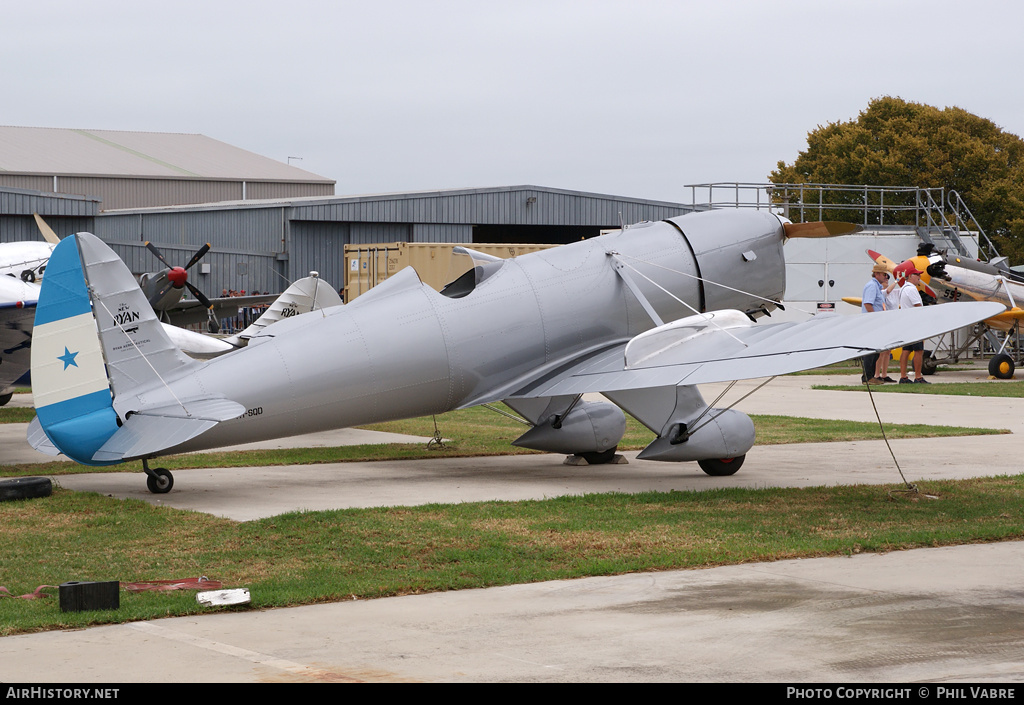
439,247,506,298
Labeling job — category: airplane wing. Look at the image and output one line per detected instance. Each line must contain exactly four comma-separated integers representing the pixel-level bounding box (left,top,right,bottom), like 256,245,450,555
501,301,1005,400
985,308,1024,324
0,295,37,392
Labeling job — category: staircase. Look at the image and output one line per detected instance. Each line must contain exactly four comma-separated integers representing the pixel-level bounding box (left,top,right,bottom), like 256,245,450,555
684,182,1002,264
915,189,1001,262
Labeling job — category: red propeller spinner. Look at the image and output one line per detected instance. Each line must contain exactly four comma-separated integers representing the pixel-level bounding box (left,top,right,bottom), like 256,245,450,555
167,266,188,288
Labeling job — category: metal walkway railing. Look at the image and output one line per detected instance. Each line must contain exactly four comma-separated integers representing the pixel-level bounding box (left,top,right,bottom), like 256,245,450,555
684,182,1000,263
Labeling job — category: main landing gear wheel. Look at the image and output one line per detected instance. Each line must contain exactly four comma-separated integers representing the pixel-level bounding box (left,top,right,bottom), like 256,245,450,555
698,455,745,476
921,350,938,376
580,447,619,465
989,353,1015,379
145,468,174,494
0,392,12,407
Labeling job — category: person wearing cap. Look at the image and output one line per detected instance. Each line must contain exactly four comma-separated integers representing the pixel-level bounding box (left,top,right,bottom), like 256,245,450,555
896,263,930,384
860,263,890,384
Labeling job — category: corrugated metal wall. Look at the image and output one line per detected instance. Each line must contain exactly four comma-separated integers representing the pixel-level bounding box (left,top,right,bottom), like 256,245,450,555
0,216,95,242
350,222,411,244
247,182,334,200
0,175,54,193
0,176,334,210
108,242,281,297
412,223,473,243
0,187,100,243
288,187,687,227
1,186,694,299
289,221,348,291
96,208,286,250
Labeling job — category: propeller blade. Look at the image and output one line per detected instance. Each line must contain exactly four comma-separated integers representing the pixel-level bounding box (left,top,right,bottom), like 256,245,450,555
149,279,175,308
184,243,211,271
145,241,172,268
185,281,213,309
33,213,61,244
784,221,863,238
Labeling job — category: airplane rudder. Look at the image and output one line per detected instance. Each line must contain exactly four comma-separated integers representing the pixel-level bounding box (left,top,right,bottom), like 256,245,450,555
75,232,196,390
30,234,120,465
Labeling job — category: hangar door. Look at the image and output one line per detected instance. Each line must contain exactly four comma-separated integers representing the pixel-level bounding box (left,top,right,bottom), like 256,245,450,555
289,222,349,294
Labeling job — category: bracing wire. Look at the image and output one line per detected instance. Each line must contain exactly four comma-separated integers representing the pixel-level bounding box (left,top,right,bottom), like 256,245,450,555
612,251,819,318
862,377,924,499
96,297,191,417
610,253,748,346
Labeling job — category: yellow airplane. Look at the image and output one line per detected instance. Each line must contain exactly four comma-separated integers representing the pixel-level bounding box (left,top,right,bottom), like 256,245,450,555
844,248,1024,378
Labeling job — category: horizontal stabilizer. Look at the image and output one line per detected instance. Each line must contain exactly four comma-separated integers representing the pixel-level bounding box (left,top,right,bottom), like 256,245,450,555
92,397,244,462
26,417,62,457
509,301,1005,398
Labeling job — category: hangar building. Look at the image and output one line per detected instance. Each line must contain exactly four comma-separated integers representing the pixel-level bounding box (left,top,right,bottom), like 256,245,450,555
92,186,693,295
0,126,692,296
0,126,335,209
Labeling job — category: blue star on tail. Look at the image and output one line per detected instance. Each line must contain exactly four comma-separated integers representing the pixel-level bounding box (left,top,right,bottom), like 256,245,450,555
58,346,79,370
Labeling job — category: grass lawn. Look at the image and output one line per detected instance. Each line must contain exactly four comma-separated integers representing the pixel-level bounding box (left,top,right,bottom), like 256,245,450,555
812,381,1024,397
2,475,1023,635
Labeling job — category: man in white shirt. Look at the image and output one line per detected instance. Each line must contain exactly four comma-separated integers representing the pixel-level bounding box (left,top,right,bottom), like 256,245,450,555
897,264,929,384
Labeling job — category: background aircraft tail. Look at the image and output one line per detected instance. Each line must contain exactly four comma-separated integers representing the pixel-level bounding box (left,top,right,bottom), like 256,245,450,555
223,272,342,346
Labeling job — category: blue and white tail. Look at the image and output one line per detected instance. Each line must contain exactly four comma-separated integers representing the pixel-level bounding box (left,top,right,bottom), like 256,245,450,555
29,233,200,465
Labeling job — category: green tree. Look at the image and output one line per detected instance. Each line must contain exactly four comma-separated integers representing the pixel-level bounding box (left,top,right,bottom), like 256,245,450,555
770,96,1024,262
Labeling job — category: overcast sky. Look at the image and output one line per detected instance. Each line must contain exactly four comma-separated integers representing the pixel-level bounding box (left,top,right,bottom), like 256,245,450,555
4,0,1023,204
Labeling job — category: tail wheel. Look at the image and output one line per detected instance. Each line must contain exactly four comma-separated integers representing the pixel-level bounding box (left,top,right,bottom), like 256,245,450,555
989,353,1015,379
146,468,174,494
698,455,745,476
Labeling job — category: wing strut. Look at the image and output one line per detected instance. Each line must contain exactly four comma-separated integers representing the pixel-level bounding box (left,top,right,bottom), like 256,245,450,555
682,376,776,441
608,251,747,346
609,253,664,326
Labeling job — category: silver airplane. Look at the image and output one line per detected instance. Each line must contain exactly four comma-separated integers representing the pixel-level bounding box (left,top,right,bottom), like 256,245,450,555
27,210,1003,493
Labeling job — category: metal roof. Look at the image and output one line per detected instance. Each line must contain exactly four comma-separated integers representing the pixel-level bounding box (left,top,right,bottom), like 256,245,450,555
101,184,690,218
0,126,334,183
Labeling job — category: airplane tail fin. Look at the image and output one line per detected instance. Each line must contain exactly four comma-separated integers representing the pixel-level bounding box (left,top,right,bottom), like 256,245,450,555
29,233,201,464
224,272,343,346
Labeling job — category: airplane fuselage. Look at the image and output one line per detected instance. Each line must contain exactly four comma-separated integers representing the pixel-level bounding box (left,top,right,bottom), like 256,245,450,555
112,210,789,456
921,254,1024,330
